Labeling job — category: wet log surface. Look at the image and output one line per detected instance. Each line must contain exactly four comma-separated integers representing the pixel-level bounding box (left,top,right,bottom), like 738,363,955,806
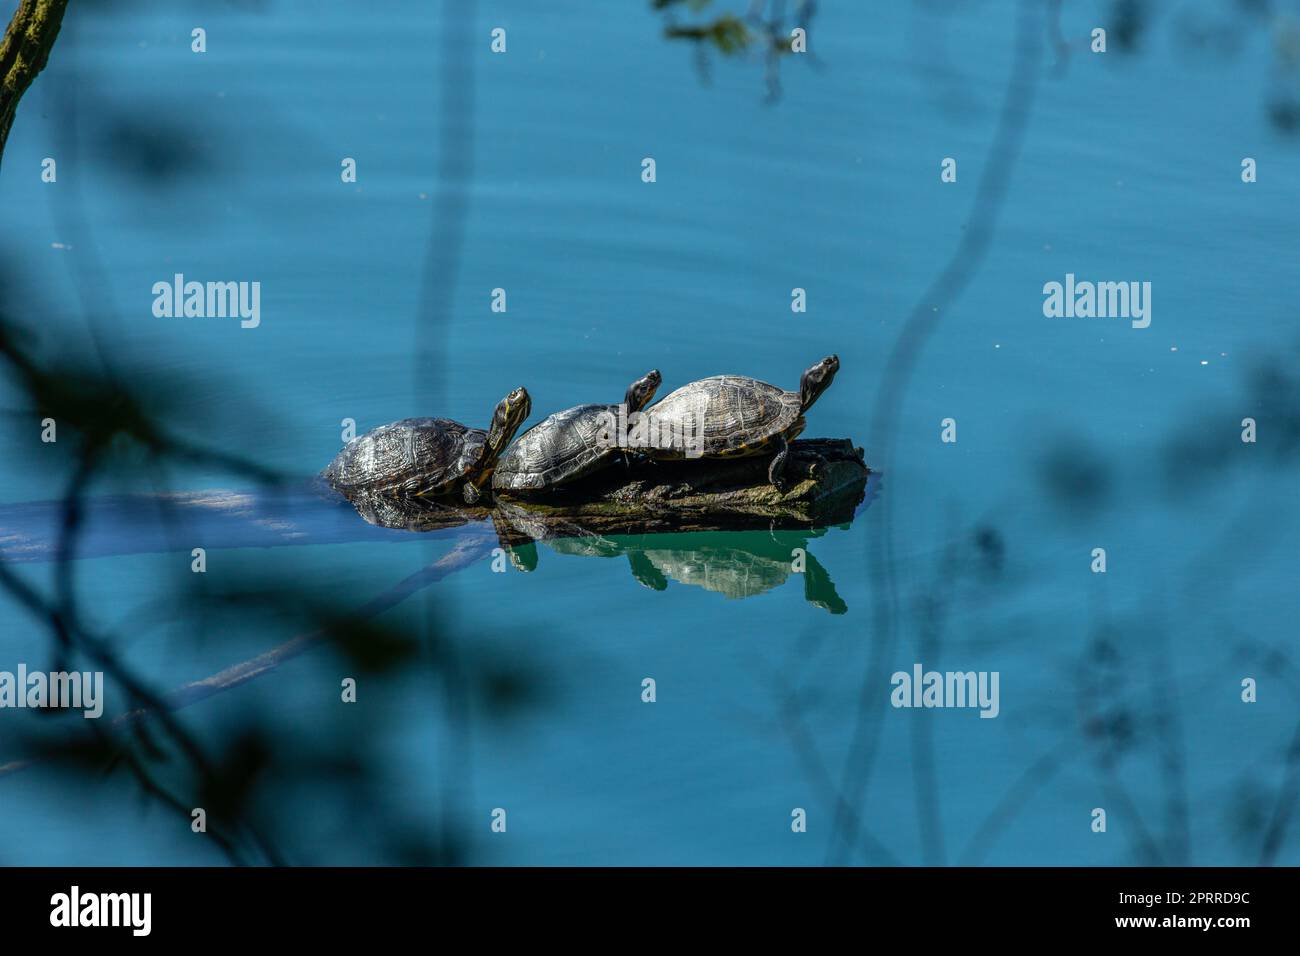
340,438,874,539
493,437,871,536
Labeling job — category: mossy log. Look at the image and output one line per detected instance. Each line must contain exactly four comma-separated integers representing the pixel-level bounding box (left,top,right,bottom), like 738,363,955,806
494,437,870,535
0,0,70,166
339,438,874,539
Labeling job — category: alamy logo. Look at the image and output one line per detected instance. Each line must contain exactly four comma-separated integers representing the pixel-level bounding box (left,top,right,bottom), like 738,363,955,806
50,886,151,936
152,273,261,328
0,664,103,718
594,403,705,458
1042,273,1151,328
890,663,1000,718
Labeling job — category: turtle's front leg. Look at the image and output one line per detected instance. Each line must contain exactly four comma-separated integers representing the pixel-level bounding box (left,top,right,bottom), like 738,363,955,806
463,480,482,505
624,450,659,471
768,436,790,492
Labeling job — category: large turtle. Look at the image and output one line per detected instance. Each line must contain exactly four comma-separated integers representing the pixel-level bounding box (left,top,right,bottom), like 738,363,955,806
643,355,839,491
322,387,530,503
492,370,661,494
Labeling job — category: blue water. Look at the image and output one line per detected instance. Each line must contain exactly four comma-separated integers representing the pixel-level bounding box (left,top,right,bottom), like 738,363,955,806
0,1,1297,865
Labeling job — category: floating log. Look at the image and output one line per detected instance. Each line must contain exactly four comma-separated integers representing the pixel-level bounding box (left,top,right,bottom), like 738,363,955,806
0,440,874,564
329,439,874,611
488,437,873,537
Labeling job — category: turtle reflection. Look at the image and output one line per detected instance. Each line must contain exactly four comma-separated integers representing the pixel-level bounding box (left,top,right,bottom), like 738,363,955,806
495,501,847,613
332,485,539,571
624,530,848,613
333,435,873,611
337,487,848,612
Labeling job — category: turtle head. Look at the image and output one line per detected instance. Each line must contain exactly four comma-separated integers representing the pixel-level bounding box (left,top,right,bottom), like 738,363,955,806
486,386,531,458
798,355,839,412
624,369,662,413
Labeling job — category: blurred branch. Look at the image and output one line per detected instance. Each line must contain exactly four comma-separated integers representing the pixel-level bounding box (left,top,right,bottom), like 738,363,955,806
160,533,492,713
0,531,495,779
760,664,903,865
0,0,69,167
1261,718,1300,866
832,0,1044,864
656,0,815,100
664,15,752,53
958,737,1073,865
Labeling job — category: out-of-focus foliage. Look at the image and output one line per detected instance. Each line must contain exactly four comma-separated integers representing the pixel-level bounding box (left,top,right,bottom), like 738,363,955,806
653,0,817,99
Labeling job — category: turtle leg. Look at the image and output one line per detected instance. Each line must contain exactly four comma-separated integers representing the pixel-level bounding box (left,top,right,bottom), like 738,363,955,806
624,450,658,471
803,550,848,614
768,436,791,492
627,552,668,591
463,481,482,505
490,510,538,572
807,450,829,477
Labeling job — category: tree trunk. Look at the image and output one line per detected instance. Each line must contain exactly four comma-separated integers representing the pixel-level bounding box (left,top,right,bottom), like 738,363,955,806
0,0,70,167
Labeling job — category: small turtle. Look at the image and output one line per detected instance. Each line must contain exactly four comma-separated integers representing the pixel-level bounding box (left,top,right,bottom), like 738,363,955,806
643,355,839,491
492,370,661,494
323,387,531,504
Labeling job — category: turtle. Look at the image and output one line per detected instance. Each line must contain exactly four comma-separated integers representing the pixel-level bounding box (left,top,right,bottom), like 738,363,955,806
641,355,839,491
322,387,531,504
492,370,662,494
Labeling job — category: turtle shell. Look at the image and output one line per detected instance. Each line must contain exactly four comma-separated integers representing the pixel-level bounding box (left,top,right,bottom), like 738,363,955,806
323,418,485,497
492,403,621,492
639,544,790,600
646,375,803,458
